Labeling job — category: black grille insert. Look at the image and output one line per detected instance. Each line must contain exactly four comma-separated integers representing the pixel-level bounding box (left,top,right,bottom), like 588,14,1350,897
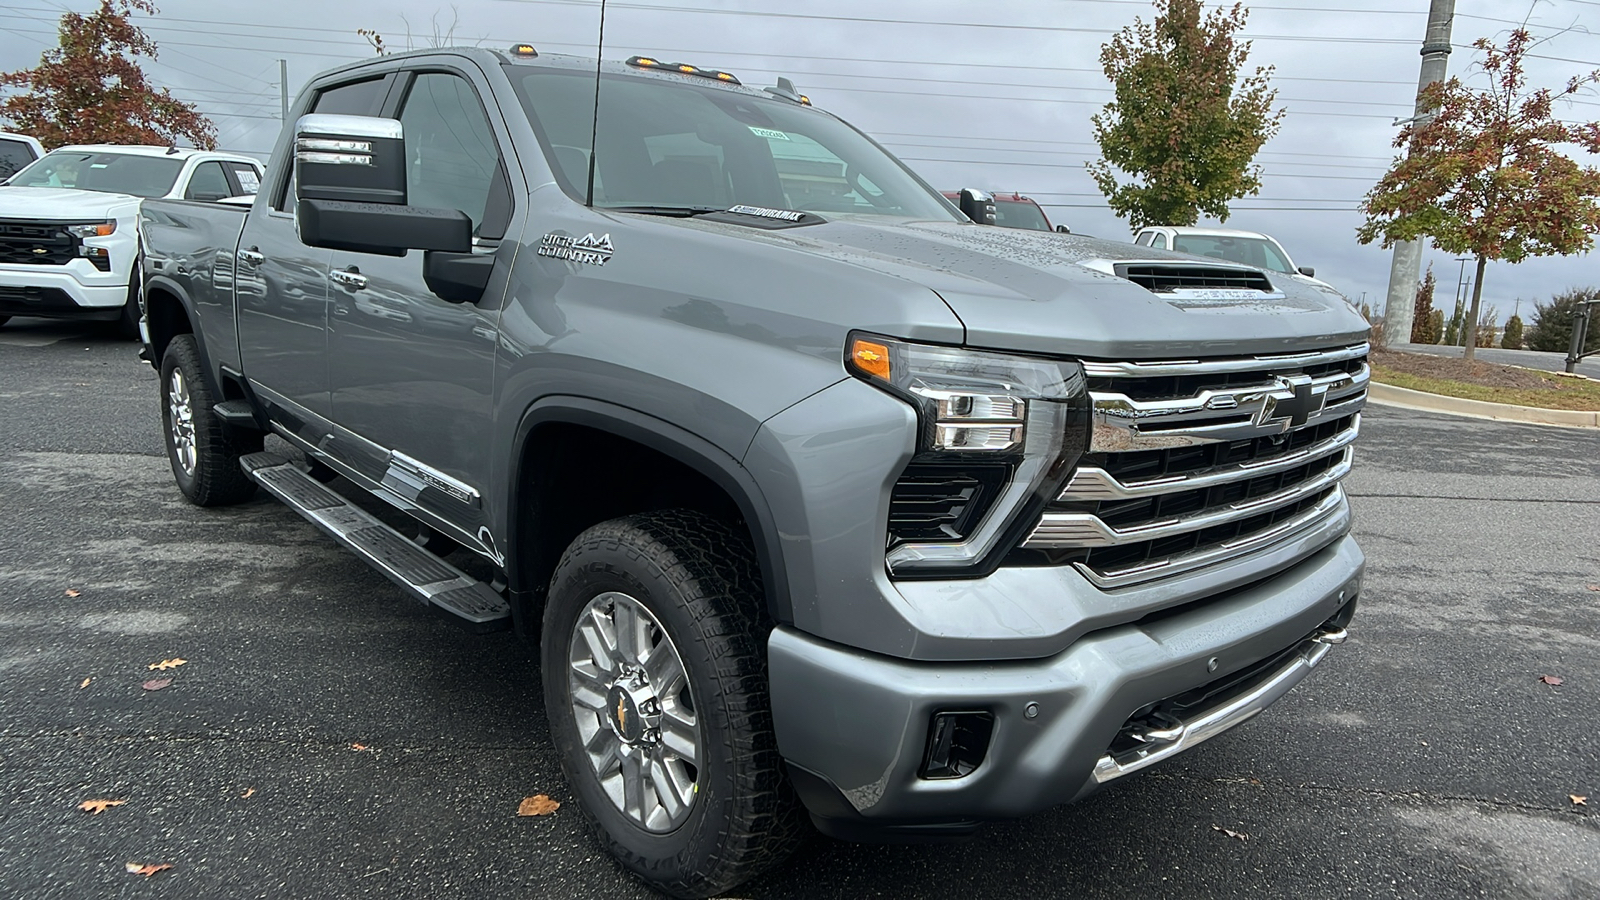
0,220,78,266
888,463,1009,545
1115,264,1274,295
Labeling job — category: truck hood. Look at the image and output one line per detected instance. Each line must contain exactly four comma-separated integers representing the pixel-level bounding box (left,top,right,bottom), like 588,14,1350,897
678,216,1369,359
0,186,144,221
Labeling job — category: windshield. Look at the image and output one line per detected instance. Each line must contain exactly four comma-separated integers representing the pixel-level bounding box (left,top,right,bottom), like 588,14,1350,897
507,66,957,220
10,151,184,198
1171,234,1294,274
993,199,1050,231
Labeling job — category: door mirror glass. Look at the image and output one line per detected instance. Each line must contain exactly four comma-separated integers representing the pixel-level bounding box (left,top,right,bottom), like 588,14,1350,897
1055,224,1071,234
294,114,406,206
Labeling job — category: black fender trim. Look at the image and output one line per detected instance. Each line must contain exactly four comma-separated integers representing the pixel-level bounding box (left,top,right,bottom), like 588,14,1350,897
507,396,793,632
141,274,214,384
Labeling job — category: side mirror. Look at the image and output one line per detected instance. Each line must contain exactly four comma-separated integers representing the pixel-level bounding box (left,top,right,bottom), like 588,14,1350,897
295,114,405,205
1055,224,1071,234
1298,266,1316,278
293,114,471,257
958,188,996,226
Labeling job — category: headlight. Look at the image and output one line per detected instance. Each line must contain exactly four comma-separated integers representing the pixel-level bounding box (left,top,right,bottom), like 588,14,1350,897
67,222,116,238
846,333,1090,576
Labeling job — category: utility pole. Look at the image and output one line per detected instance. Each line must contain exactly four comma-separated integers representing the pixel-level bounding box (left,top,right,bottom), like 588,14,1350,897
278,59,289,121
1381,0,1456,348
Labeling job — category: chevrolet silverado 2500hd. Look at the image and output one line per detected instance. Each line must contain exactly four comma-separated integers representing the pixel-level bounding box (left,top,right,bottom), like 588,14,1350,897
138,47,1368,898
0,144,261,335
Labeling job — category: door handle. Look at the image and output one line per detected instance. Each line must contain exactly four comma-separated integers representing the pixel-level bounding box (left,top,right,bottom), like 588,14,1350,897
237,246,265,267
330,267,368,291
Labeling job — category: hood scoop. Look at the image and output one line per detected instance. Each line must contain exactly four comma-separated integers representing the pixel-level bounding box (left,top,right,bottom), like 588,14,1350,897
1113,263,1276,296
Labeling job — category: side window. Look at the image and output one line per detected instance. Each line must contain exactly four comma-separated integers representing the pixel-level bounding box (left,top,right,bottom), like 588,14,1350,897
1151,233,1168,250
0,138,36,180
185,161,231,201
399,72,510,238
274,77,389,211
224,162,261,196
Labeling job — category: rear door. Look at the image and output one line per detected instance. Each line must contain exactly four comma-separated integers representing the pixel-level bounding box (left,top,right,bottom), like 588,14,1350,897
323,62,520,543
236,74,394,431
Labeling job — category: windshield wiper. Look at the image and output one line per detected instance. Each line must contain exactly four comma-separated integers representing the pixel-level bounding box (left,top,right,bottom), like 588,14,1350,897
601,205,723,218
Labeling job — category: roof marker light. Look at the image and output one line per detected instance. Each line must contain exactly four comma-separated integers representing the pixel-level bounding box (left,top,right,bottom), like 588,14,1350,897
509,43,538,58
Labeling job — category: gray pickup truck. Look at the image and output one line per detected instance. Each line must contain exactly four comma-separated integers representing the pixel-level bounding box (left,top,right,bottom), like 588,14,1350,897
138,45,1368,898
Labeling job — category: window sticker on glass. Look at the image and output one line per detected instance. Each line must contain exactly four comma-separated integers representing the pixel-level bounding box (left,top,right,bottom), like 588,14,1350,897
235,169,261,194
748,126,790,141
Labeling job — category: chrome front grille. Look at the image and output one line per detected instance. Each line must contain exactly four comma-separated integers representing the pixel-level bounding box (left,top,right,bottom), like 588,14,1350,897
1024,344,1367,588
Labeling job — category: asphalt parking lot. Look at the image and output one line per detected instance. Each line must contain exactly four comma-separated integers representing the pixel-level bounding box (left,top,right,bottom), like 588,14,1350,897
2,316,1597,899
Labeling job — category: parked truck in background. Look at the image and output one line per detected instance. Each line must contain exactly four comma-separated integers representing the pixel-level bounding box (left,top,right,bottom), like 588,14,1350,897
137,46,1368,898
0,131,44,181
0,144,262,335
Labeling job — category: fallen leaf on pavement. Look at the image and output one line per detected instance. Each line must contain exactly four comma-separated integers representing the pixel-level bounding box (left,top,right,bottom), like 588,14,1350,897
79,678,91,689
65,589,81,598
1573,795,1589,806
241,787,256,799
1539,675,1564,686
517,795,560,817
1586,585,1600,592
141,678,172,691
350,742,370,752
125,862,172,878
147,658,187,671
79,799,126,815
1211,824,1247,842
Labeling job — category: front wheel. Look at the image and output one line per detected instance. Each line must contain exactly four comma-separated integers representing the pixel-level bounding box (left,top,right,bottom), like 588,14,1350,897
160,334,260,506
542,510,802,898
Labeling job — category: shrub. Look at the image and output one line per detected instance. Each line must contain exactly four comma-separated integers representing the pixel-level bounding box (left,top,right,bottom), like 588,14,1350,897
1411,266,1437,344
1501,314,1524,349
1525,288,1600,354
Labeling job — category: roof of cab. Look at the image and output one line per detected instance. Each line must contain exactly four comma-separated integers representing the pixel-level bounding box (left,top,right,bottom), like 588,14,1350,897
312,47,793,104
48,144,260,164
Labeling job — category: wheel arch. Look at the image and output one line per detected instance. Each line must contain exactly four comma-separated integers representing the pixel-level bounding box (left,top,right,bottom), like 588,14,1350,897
506,397,793,637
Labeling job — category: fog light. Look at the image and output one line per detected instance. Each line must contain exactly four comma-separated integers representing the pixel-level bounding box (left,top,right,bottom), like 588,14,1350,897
920,711,995,779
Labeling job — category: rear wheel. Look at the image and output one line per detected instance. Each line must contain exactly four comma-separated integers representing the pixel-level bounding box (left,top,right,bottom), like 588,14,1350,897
542,510,802,898
160,334,261,506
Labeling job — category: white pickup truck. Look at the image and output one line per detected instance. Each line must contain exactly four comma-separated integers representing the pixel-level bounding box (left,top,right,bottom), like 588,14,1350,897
0,144,263,336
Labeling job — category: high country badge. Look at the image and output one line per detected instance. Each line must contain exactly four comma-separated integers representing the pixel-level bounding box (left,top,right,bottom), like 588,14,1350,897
538,232,614,266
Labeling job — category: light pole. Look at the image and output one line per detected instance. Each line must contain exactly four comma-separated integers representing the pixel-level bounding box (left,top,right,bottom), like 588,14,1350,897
1382,0,1457,346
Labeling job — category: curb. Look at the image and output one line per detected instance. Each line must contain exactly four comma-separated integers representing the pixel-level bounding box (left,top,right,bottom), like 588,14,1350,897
1368,382,1600,428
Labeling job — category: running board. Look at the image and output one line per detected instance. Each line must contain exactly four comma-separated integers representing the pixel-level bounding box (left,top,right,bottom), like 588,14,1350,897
240,452,510,633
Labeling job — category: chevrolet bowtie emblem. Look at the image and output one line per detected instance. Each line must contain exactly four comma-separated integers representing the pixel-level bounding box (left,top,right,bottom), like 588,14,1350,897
616,695,628,734
31,247,48,255
1256,374,1326,431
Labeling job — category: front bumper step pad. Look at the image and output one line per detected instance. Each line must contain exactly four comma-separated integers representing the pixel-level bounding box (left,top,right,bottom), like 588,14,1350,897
240,452,510,632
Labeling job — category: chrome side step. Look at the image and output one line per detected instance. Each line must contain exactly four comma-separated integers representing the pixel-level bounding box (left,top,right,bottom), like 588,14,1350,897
240,452,510,633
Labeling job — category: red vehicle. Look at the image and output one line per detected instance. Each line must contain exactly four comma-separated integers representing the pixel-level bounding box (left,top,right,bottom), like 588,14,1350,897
941,190,1068,233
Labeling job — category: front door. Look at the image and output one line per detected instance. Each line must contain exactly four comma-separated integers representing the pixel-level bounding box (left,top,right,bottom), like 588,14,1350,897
325,65,522,545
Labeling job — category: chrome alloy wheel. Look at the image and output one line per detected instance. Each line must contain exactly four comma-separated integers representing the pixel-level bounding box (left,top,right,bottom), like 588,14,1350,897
167,367,197,476
568,591,700,832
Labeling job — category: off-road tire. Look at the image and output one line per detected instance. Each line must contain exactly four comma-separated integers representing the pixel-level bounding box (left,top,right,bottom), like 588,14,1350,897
542,510,803,898
160,334,261,506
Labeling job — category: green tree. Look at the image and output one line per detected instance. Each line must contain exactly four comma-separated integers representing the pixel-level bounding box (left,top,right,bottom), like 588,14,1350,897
1411,264,1438,343
1357,30,1600,362
1427,308,1445,344
1525,287,1600,354
1089,0,1283,229
0,0,214,150
1501,313,1524,349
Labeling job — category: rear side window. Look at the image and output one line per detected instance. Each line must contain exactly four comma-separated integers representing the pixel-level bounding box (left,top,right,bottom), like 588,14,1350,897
311,78,388,115
224,162,261,195
1150,233,1168,250
185,161,231,201
0,138,37,180
275,76,391,210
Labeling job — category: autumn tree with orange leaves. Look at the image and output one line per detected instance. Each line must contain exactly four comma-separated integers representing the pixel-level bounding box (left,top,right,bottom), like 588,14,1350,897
0,0,215,151
1358,30,1600,361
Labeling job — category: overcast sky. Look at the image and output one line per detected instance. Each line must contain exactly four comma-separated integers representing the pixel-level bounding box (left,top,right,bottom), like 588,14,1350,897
2,0,1597,320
